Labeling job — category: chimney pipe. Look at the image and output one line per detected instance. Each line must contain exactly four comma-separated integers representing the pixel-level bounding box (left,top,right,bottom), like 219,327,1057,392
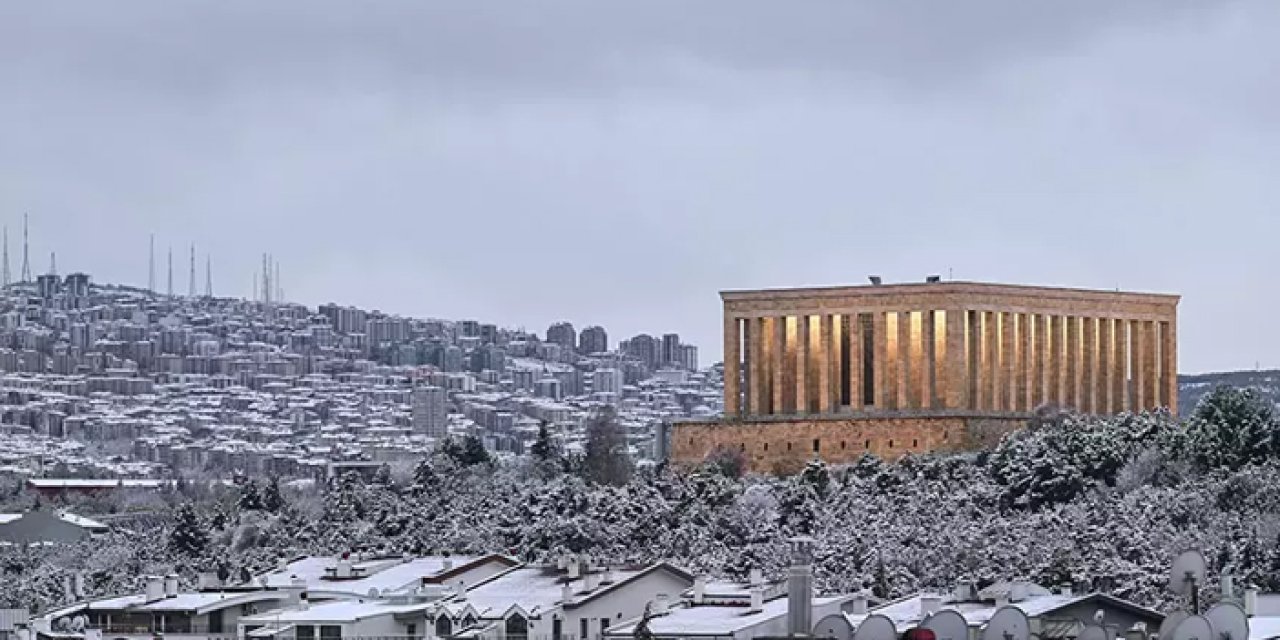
1222,574,1235,600
1246,589,1259,616
750,587,764,614
562,582,574,603
921,595,942,618
852,592,869,615
568,557,581,580
693,577,706,605
788,536,815,637
654,594,670,615
145,576,165,603
749,569,763,587
584,571,599,593
164,574,179,598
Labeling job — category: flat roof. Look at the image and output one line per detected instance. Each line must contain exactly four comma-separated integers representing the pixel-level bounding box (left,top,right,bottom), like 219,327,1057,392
721,280,1180,303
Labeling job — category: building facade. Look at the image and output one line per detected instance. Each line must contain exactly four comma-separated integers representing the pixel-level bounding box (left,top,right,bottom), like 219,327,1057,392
674,281,1179,473
412,386,448,438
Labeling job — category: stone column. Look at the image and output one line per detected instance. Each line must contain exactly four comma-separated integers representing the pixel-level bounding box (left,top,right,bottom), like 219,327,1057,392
1141,320,1157,411
831,316,845,412
1049,315,1063,407
1129,319,1144,412
747,317,763,414
944,309,966,409
723,315,741,416
923,310,937,408
795,315,809,414
1081,317,1096,414
847,313,863,410
824,314,834,414
1113,319,1128,412
1034,314,1048,408
1000,311,1015,412
982,311,998,411
898,311,912,409
967,311,981,410
1097,317,1112,414
1017,313,1031,412
874,311,890,410
1065,316,1080,411
771,317,785,414
1161,320,1178,414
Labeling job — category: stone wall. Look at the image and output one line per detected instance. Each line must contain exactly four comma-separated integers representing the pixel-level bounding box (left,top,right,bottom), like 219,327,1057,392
672,414,1028,474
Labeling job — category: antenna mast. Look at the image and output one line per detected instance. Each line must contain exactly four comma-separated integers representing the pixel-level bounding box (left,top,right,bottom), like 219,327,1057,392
205,254,212,298
188,244,196,297
49,251,56,276
20,213,31,283
167,247,173,297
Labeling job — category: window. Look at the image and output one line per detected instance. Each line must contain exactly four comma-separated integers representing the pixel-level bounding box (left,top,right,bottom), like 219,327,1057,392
319,625,342,640
296,626,316,640
553,617,563,640
208,610,224,634
888,439,894,448
505,614,528,640
580,618,589,640
841,441,846,450
943,430,949,441
601,618,610,632
689,437,694,445
763,442,769,451
786,442,792,451
912,438,918,448
435,617,453,638
462,616,477,629
407,624,417,639
812,438,820,452
865,439,870,449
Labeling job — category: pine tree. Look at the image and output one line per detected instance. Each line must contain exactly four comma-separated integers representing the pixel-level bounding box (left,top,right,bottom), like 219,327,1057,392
262,476,284,513
169,502,208,557
582,406,632,486
238,479,263,511
462,436,491,466
531,421,559,466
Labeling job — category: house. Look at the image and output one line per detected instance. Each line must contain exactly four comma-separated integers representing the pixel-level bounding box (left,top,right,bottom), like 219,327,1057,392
813,582,1164,640
0,511,109,545
33,575,299,640
425,557,695,640
606,574,865,640
254,554,519,600
238,594,442,640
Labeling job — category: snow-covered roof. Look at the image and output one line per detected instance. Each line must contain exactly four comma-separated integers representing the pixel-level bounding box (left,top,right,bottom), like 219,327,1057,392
258,555,492,595
836,591,1161,632
608,594,851,637
243,599,435,624
1250,616,1280,640
444,564,691,619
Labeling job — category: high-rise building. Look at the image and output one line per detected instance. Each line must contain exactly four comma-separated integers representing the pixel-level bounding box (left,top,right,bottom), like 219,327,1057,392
678,344,699,371
662,333,681,365
579,326,608,354
593,368,624,395
623,334,659,370
546,322,576,351
412,386,449,438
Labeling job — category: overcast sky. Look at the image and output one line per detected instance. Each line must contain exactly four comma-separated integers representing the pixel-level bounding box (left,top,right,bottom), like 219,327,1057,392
2,2,1277,373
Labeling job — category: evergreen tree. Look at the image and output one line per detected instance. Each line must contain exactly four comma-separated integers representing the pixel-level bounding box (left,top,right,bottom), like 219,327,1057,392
461,436,491,466
412,458,439,491
238,479,263,511
582,406,632,486
169,502,208,557
372,464,393,486
531,421,560,467
1185,386,1280,471
262,476,284,513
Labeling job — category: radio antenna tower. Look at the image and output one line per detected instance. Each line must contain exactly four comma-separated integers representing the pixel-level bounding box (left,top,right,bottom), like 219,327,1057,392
49,252,56,276
188,244,196,297
148,234,156,292
167,247,173,297
205,254,212,298
274,258,281,302
20,213,31,283
2,226,10,287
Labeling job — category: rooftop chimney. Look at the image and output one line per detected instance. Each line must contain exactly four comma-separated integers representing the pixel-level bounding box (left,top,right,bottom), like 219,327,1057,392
1222,574,1236,600
568,557,581,580
336,554,353,579
196,572,222,591
442,558,454,572
584,571,599,593
995,593,1011,609
164,574,179,598
750,587,765,614
654,594,670,615
749,569,763,587
1058,584,1073,597
693,577,706,605
602,568,616,585
868,276,883,286
852,592,869,615
562,583,574,604
788,536,815,637
145,576,164,603
1246,589,1259,616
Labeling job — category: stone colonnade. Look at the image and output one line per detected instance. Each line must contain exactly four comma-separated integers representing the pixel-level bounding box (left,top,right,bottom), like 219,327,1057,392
722,285,1179,417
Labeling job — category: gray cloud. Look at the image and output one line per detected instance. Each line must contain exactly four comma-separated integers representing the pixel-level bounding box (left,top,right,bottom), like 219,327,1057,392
0,1,1276,373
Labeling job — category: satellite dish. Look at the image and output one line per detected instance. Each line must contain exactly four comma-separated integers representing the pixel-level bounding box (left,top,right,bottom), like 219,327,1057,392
855,615,899,640
923,610,969,640
368,588,381,598
1160,611,1190,640
1169,551,1208,597
1205,603,1249,640
1170,616,1214,640
812,614,854,640
983,606,1030,640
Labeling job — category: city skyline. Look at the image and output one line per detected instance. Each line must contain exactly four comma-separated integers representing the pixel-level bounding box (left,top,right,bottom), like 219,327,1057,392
4,2,1279,374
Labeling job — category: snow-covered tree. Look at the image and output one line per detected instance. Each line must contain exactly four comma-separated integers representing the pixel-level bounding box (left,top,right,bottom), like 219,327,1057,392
583,406,632,486
169,502,208,557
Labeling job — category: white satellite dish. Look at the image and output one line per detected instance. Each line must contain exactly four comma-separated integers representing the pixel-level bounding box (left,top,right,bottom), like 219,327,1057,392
1170,616,1214,640
1078,624,1110,640
368,588,381,598
1169,551,1208,599
813,614,854,640
1160,611,1191,640
923,610,969,640
855,615,899,640
1205,603,1249,640
983,606,1031,640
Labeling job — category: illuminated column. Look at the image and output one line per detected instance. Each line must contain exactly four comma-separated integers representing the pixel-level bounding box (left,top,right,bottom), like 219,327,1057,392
847,313,863,410
774,318,785,413
897,311,912,409
1033,314,1048,407
1081,317,1096,414
981,311,997,411
1129,319,1144,411
922,310,937,408
874,311,890,410
967,311,981,409
724,315,741,416
1000,311,1015,412
1113,319,1128,412
1064,316,1080,410
944,309,966,409
747,317,763,414
1097,317,1113,414
795,315,809,414
830,315,844,412
1141,320,1157,411
1049,315,1063,407
1161,320,1178,414
1016,313,1031,412
818,314,833,413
